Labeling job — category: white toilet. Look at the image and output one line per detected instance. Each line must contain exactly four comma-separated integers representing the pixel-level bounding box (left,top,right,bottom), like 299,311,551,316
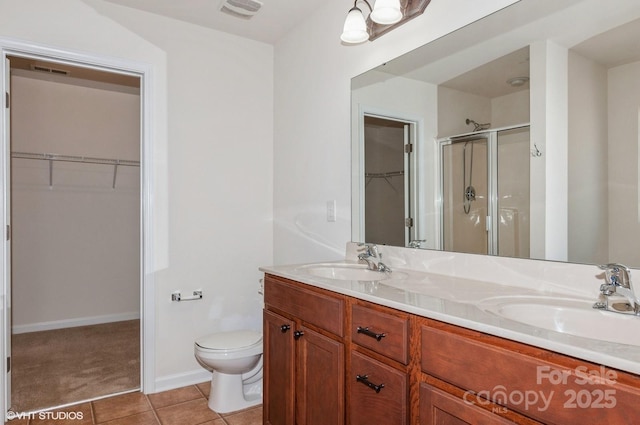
194,330,263,413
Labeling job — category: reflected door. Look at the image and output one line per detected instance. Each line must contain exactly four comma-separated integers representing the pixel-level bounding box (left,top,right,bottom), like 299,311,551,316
363,116,413,246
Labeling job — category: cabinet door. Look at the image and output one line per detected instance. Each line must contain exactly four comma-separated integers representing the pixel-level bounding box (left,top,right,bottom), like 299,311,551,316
264,310,296,425
420,384,515,425
296,326,345,425
350,351,408,425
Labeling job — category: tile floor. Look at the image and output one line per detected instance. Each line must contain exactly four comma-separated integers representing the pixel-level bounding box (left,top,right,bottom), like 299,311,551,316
5,382,262,425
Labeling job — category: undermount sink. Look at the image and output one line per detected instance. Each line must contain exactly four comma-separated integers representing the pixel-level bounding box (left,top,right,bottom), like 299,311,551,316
296,263,408,281
479,296,640,346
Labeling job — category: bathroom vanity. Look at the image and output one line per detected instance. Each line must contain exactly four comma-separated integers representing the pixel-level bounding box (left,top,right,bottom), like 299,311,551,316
261,244,640,425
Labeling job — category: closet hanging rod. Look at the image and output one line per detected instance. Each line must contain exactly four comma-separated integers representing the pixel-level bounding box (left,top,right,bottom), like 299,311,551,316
11,151,140,167
364,170,404,179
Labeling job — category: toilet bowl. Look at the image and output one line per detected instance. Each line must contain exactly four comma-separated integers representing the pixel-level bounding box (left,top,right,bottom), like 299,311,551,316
194,330,263,413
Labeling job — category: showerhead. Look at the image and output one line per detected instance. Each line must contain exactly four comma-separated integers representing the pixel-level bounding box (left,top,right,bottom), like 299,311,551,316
465,118,490,132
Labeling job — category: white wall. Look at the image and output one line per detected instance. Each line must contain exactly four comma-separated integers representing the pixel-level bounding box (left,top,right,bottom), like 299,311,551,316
274,0,520,264
608,60,640,265
351,72,438,249
529,41,569,261
0,0,273,391
437,87,491,137
11,71,140,332
567,51,609,264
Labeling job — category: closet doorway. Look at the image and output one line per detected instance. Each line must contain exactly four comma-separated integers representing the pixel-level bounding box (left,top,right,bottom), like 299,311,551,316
7,56,141,413
362,114,417,247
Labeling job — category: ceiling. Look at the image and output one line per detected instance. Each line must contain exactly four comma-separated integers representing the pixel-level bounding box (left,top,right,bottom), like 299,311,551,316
104,0,328,44
10,0,330,86
439,17,640,99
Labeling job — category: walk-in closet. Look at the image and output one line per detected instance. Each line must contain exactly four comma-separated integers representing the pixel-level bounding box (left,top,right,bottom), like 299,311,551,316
7,56,141,412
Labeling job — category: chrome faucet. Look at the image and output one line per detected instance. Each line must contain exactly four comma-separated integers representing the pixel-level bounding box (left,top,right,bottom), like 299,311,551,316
593,263,640,316
357,243,391,273
408,239,426,249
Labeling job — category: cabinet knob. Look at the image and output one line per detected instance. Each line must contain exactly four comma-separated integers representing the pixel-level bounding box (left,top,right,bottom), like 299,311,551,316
294,330,305,340
356,374,385,393
357,326,386,341
280,324,291,333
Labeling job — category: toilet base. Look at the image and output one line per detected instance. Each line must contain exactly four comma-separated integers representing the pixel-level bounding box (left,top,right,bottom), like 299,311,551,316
208,371,263,414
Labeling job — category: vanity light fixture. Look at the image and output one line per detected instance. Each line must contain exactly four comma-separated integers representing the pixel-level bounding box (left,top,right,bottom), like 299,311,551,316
341,0,432,45
341,0,402,44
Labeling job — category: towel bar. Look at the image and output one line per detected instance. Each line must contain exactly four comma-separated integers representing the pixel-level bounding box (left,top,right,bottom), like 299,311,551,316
171,290,203,302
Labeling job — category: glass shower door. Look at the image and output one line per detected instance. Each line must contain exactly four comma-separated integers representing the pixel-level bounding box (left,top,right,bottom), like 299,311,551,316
440,125,531,258
441,136,489,255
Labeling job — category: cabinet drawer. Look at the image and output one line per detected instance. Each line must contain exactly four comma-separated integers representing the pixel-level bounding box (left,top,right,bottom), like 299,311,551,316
351,303,409,364
349,351,408,425
264,275,344,336
421,321,640,425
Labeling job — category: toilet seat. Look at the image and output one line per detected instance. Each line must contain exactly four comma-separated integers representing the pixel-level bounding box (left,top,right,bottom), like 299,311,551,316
196,330,262,353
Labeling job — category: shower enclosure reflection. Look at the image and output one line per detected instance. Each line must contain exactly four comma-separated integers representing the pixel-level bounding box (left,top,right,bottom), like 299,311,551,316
439,126,530,258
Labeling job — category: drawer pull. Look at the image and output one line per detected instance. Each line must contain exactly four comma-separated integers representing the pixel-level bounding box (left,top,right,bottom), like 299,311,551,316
356,374,385,393
294,330,305,340
357,326,386,341
280,324,291,333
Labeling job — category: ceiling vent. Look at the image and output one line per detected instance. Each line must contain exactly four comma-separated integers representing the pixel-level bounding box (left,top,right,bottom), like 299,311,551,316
220,0,263,19
30,64,70,76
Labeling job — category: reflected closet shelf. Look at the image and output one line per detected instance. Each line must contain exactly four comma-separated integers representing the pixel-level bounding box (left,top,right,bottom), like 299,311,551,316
11,151,140,189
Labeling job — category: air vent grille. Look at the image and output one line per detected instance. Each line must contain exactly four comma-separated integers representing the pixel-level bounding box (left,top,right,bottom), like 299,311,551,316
220,0,263,19
31,65,70,76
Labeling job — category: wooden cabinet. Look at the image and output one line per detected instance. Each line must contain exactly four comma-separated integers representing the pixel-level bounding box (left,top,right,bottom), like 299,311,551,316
263,273,640,425
349,350,408,425
420,318,640,425
351,302,409,364
263,310,295,425
263,275,345,425
420,383,516,425
348,300,411,425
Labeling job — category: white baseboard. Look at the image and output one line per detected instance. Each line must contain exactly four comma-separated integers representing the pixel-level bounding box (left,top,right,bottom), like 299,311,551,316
12,312,140,334
153,369,211,394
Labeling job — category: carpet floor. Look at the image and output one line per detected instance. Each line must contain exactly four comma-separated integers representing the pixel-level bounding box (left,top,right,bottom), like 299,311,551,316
10,319,140,413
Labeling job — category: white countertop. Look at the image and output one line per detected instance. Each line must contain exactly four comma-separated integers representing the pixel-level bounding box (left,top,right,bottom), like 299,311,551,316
260,244,640,376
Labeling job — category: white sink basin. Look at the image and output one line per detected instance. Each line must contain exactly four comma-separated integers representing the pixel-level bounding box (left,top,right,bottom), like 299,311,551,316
296,263,407,281
479,296,640,346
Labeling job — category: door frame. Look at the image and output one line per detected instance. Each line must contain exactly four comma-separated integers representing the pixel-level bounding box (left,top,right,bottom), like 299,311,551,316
0,38,156,420
352,105,424,246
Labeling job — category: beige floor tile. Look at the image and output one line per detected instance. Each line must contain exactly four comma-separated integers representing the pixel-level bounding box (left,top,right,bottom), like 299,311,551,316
195,381,210,398
155,399,220,425
196,420,226,425
147,385,203,409
95,410,159,425
92,392,152,423
223,406,262,425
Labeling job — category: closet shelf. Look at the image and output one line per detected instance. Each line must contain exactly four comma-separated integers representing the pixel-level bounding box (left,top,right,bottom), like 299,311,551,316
11,151,140,189
365,170,404,192
364,170,404,179
11,151,140,167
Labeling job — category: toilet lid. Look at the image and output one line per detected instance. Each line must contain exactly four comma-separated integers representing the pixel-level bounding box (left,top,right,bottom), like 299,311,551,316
196,330,262,350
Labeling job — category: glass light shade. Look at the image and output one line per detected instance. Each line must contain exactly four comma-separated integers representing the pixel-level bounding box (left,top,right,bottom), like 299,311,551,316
341,7,369,44
370,0,402,25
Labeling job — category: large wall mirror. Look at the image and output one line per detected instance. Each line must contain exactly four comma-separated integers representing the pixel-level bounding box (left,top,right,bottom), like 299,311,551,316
351,0,640,267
